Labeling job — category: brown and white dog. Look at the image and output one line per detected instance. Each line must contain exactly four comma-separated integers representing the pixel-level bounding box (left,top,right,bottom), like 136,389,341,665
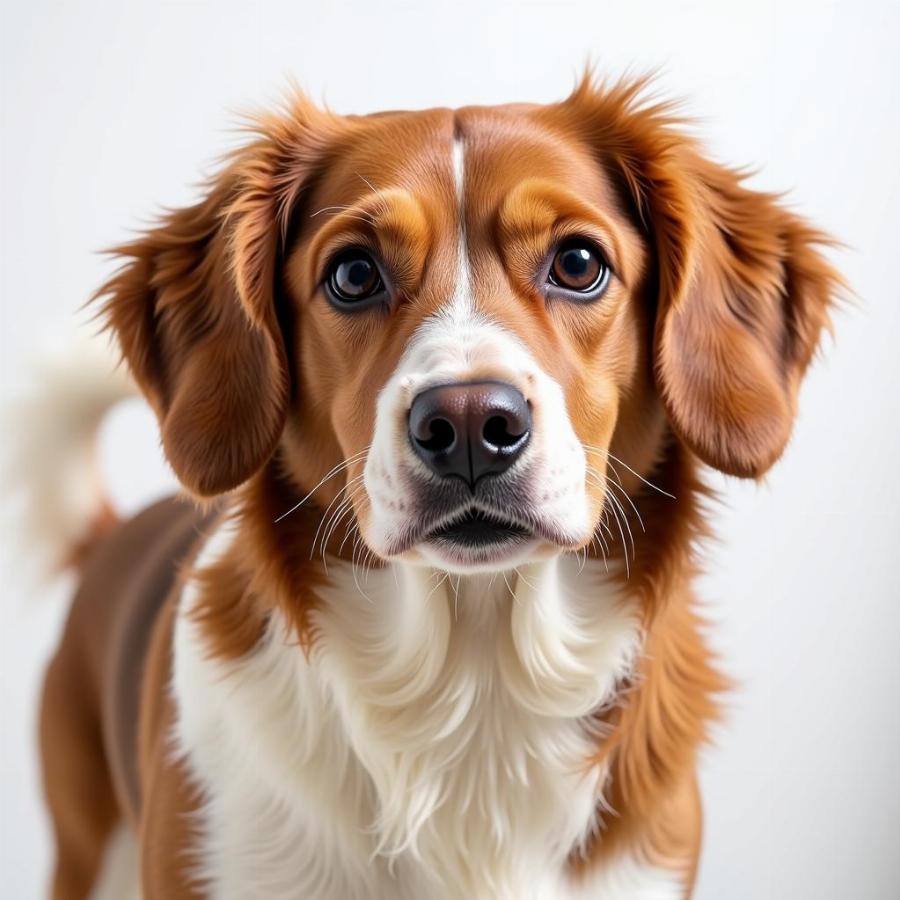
24,76,839,899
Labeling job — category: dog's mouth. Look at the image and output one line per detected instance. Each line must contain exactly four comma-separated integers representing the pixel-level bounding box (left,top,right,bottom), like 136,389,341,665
426,508,533,548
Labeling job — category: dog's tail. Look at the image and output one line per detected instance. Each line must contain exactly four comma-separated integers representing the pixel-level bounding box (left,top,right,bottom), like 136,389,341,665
2,330,137,579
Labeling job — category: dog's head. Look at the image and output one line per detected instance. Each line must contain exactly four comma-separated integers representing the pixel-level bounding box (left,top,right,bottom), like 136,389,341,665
100,78,839,574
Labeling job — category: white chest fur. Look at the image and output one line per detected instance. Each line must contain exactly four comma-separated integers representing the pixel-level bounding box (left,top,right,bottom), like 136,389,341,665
171,525,682,899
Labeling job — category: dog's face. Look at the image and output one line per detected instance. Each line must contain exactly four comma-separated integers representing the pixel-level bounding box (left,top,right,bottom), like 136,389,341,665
282,107,654,572
101,79,837,574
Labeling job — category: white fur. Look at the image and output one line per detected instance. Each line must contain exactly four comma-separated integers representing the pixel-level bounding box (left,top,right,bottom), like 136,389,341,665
169,521,684,898
1,329,134,578
88,825,140,900
450,137,474,318
573,857,685,899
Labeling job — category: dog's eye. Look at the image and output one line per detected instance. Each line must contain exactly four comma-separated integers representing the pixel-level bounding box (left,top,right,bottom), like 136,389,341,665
326,250,384,306
547,240,610,297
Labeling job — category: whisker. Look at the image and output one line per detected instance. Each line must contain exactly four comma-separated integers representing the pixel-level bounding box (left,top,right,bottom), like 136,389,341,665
309,205,376,226
577,544,587,575
585,465,640,570
513,567,538,591
338,517,361,557
319,481,365,559
310,204,354,217
597,511,615,543
350,532,373,602
275,447,370,523
605,496,632,578
607,477,645,533
607,489,636,562
356,172,389,211
311,483,352,562
592,533,610,573
363,546,378,586
425,573,449,603
587,463,646,534
582,444,676,499
321,500,359,566
311,474,366,567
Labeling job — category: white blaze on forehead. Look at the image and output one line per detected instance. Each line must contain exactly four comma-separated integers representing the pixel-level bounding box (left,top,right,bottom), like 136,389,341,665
449,137,474,320
452,137,466,206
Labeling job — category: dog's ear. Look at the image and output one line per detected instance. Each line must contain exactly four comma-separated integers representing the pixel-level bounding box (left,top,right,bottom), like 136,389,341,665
565,78,842,478
97,98,336,496
649,153,841,477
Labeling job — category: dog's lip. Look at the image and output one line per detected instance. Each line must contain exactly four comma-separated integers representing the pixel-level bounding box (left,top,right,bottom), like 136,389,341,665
385,503,578,557
425,508,532,547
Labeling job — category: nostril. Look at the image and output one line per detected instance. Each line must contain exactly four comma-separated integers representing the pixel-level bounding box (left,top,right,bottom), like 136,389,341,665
483,414,526,449
409,381,531,482
415,417,456,452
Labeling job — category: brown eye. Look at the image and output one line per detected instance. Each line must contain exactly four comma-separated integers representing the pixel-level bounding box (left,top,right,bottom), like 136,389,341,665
548,240,610,296
327,250,384,306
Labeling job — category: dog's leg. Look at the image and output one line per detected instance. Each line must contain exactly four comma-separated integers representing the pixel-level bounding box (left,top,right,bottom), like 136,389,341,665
39,639,121,900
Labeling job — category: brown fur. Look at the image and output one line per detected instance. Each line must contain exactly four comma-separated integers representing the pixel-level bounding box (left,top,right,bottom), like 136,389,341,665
39,498,210,897
38,74,840,897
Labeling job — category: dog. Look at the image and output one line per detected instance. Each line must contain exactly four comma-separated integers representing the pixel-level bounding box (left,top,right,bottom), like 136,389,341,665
22,75,840,899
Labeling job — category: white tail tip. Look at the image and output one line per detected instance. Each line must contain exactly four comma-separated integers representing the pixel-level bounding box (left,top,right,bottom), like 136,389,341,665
2,328,137,580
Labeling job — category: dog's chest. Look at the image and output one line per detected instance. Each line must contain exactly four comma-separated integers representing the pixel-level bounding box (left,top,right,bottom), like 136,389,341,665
171,532,675,898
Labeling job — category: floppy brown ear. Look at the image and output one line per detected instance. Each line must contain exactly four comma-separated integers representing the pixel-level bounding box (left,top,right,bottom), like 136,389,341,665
564,78,842,478
97,99,334,496
651,153,842,477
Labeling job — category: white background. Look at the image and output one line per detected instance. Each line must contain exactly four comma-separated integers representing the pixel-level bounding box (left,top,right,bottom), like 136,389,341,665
2,1,899,897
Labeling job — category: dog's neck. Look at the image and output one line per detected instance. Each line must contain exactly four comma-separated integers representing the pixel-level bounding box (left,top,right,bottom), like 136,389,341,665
169,447,707,897
173,523,645,898
316,556,642,882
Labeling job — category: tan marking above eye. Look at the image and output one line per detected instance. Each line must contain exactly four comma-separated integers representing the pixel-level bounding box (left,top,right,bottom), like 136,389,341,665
495,178,628,292
299,188,433,300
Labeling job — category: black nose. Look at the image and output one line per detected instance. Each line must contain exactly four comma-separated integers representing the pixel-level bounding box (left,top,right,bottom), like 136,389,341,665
408,381,531,487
